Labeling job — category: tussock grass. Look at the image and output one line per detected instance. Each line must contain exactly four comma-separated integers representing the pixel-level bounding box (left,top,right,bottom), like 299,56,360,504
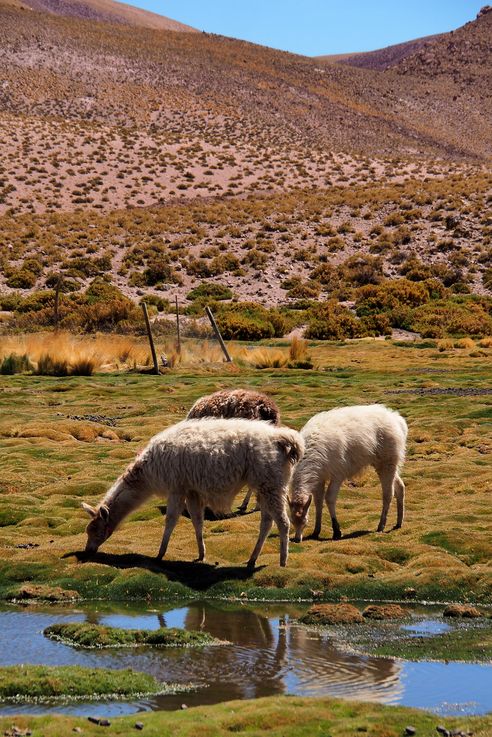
0,340,491,604
44,622,222,648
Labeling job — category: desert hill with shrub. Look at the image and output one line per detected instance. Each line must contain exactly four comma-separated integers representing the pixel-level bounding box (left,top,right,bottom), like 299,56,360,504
0,3,491,340
0,3,491,214
317,34,443,71
0,0,197,31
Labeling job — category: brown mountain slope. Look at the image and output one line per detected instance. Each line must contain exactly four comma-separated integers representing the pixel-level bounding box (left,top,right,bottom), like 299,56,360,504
394,5,492,81
2,0,197,31
317,33,443,71
0,4,490,217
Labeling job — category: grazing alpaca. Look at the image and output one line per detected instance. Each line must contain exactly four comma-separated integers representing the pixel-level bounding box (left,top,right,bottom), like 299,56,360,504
288,405,407,542
83,418,304,568
187,388,281,512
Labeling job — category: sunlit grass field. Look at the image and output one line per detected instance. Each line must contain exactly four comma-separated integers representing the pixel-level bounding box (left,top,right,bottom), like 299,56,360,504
2,695,492,737
0,338,491,603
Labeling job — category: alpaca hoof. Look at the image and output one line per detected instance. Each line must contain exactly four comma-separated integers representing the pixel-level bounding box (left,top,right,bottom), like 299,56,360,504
332,530,342,541
246,559,255,570
237,506,247,514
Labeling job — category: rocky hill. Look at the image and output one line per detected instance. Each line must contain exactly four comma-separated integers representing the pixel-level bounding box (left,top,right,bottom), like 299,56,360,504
0,3,490,325
317,34,443,71
1,0,197,31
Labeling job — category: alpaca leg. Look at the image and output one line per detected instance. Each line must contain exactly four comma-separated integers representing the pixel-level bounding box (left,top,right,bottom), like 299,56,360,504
156,494,184,560
247,509,273,569
311,480,327,539
238,487,253,512
393,473,405,529
325,479,343,540
186,491,206,561
269,505,291,567
376,466,396,533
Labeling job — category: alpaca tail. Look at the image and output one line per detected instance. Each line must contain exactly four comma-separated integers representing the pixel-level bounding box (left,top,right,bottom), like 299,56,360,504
276,428,305,465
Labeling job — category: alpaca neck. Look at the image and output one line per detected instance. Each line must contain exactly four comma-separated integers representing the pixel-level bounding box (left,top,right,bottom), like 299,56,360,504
102,471,154,530
290,460,312,503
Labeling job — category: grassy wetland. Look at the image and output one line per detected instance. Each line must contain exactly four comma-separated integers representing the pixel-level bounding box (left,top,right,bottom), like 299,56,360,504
0,336,491,605
1,695,492,737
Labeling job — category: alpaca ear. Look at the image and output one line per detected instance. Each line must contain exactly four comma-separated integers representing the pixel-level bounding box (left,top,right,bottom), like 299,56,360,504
303,495,312,513
99,505,110,522
81,502,97,518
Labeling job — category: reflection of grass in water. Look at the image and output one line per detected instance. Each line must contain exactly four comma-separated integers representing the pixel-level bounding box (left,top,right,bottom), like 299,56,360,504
0,693,491,736
0,340,491,603
0,665,166,700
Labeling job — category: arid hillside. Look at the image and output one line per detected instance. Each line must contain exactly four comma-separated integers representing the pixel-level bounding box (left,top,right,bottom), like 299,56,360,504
0,4,491,218
0,3,491,333
317,34,443,71
0,0,197,31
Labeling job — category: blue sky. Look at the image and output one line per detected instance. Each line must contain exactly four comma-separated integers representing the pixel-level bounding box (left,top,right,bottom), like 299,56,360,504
128,1,483,56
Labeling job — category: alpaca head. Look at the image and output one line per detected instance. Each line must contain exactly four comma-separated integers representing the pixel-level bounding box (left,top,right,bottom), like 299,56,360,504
288,494,312,543
82,502,113,553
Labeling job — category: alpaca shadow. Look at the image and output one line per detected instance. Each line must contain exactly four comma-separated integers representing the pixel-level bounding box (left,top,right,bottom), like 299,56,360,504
340,529,372,540
302,529,371,542
67,550,264,591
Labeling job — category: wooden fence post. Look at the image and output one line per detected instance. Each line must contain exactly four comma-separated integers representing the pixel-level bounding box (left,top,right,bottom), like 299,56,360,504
205,306,232,363
54,275,61,331
141,302,159,375
175,295,181,355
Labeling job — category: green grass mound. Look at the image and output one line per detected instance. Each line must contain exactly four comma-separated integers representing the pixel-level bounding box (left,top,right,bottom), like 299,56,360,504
0,665,167,702
44,622,221,648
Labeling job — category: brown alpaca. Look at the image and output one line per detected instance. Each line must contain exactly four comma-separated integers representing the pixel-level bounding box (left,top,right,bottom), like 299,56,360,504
187,389,281,511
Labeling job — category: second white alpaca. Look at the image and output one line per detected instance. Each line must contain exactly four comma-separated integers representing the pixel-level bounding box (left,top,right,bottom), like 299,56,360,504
288,405,407,542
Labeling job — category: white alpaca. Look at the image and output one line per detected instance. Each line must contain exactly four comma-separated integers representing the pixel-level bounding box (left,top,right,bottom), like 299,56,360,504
82,418,304,568
288,405,407,542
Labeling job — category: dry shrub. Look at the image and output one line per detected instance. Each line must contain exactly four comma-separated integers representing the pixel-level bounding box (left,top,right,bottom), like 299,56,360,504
289,335,308,362
478,336,492,348
453,337,476,349
437,338,454,352
244,347,288,369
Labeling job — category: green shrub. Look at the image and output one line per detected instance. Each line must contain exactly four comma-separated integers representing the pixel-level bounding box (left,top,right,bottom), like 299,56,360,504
0,353,34,375
341,254,383,287
36,354,70,376
6,269,37,289
143,259,181,286
216,314,275,341
187,282,233,301
305,302,365,340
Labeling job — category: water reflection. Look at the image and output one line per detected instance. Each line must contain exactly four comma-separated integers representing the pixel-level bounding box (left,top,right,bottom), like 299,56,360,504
0,602,490,717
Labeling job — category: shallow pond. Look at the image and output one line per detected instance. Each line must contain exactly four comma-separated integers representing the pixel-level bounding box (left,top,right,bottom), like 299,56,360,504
0,601,491,718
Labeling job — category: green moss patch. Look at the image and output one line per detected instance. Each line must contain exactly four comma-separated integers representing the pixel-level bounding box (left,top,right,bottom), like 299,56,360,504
7,584,80,604
0,665,169,702
44,622,222,648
